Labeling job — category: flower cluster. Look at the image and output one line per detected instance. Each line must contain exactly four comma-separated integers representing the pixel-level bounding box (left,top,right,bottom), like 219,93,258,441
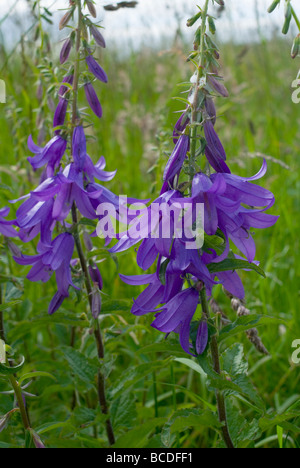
0,4,118,315
112,13,279,355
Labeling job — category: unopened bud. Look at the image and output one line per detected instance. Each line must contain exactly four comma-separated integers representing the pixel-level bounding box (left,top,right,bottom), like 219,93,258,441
60,38,72,65
291,34,300,59
7,240,22,258
92,289,102,319
208,16,216,34
267,0,280,13
59,9,73,30
282,2,292,35
214,0,224,6
90,25,106,48
187,10,202,27
193,26,201,50
87,1,97,18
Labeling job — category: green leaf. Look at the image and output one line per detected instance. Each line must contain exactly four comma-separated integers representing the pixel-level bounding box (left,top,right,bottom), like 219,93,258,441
219,314,283,342
222,344,248,376
277,425,283,448
259,412,300,432
111,359,171,398
113,418,166,448
8,313,90,342
110,392,137,431
207,258,266,277
101,299,133,314
36,421,74,435
137,341,187,358
19,371,56,385
161,409,221,447
174,357,206,377
0,355,25,375
61,347,98,385
225,398,262,447
79,218,97,228
0,300,22,312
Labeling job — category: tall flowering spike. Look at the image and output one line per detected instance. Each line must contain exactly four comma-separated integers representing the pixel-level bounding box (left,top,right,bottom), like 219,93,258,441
114,1,278,360
11,1,118,319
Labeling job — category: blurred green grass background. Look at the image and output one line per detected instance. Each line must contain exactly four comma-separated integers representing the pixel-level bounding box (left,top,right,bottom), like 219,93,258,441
0,7,300,448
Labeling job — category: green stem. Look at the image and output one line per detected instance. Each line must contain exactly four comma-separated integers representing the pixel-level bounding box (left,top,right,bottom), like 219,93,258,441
189,0,210,184
0,285,5,341
9,375,30,432
152,371,159,418
69,1,115,446
291,5,300,32
200,288,234,449
71,205,115,445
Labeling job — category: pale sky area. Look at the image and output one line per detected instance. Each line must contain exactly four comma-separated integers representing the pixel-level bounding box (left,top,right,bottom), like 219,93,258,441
1,0,300,50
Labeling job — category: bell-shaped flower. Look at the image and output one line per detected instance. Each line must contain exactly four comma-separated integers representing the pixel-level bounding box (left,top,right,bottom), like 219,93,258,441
0,207,18,238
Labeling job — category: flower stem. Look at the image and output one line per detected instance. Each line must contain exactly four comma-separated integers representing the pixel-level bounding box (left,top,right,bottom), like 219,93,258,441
9,375,30,432
200,288,235,449
71,205,115,445
291,5,300,32
69,1,115,446
0,285,5,341
189,0,210,183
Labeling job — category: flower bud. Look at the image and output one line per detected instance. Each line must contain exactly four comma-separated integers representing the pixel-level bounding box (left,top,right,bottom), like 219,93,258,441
291,34,300,59
208,16,216,35
60,38,72,64
282,2,292,35
90,25,106,48
92,289,102,319
214,0,224,5
267,0,280,13
193,26,201,50
87,1,97,18
59,9,73,31
84,82,102,118
186,11,202,27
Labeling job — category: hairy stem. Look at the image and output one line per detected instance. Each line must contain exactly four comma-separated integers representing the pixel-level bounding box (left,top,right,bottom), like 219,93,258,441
189,0,210,182
200,288,234,449
69,1,115,446
71,205,115,445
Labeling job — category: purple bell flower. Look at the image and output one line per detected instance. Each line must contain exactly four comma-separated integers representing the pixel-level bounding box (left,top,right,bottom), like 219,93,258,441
0,207,18,238
27,134,67,173
14,233,77,314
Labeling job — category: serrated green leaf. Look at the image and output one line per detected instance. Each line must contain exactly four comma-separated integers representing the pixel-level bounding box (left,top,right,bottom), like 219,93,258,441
222,344,248,376
161,409,221,447
61,347,98,385
110,392,137,431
